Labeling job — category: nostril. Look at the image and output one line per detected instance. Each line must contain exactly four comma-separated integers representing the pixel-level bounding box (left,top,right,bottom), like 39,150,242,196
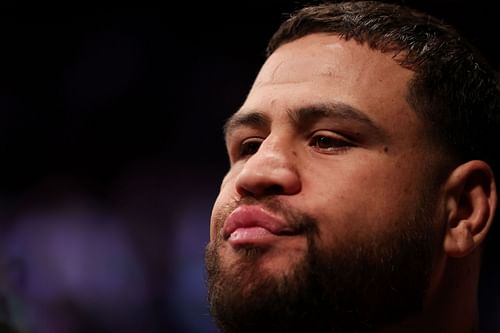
237,183,284,198
264,184,284,196
237,187,253,197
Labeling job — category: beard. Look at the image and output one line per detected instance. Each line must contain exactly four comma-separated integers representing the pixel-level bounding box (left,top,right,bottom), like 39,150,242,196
205,196,439,333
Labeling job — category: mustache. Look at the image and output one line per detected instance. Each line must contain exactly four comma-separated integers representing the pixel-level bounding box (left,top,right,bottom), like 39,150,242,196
213,197,319,240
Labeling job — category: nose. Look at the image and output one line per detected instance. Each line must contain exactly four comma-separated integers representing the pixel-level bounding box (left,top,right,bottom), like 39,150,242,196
235,136,301,198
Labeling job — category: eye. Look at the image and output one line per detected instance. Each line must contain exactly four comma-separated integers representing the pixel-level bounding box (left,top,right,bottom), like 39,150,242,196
310,133,353,153
239,138,263,157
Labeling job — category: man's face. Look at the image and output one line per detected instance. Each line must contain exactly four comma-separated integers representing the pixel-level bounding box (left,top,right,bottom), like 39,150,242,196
206,34,447,332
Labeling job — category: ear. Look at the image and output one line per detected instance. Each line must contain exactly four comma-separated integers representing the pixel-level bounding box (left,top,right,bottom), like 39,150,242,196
443,160,497,258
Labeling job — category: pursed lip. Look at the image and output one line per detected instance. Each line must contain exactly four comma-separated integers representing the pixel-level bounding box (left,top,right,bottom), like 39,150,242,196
222,204,296,240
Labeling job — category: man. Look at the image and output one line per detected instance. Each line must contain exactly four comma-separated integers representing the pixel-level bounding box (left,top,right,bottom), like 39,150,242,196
205,1,499,332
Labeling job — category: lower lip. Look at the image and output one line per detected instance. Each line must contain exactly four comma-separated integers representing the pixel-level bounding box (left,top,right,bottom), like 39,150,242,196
228,226,285,246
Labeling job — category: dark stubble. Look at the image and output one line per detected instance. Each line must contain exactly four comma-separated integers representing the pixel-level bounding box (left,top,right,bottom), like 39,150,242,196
205,196,438,333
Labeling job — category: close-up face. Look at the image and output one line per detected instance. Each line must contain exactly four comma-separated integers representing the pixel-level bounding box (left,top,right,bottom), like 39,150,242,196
210,32,447,267
206,33,451,331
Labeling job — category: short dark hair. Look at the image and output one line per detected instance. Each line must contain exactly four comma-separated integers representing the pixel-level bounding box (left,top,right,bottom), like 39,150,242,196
267,1,500,173
266,2,500,294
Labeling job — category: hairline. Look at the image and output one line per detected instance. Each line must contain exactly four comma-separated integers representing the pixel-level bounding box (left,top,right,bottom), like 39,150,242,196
266,32,453,160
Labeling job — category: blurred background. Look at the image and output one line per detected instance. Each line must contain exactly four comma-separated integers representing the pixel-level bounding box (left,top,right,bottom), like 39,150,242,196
0,1,498,332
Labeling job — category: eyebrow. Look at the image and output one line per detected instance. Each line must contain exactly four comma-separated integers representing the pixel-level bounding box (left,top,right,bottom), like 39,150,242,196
224,102,385,140
224,111,271,139
288,102,382,133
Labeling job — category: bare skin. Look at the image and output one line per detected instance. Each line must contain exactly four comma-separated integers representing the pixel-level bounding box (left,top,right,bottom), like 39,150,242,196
210,33,496,332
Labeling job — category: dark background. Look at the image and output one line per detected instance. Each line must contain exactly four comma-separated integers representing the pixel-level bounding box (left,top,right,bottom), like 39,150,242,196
0,1,498,332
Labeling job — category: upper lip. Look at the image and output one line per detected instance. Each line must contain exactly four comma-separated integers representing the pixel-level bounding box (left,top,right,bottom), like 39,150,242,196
222,205,296,239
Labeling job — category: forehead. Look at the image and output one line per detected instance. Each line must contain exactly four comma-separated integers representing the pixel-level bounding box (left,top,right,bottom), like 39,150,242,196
242,33,418,136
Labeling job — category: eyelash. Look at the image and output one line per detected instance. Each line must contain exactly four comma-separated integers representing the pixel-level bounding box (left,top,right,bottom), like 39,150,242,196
239,138,263,157
309,133,354,153
233,132,354,160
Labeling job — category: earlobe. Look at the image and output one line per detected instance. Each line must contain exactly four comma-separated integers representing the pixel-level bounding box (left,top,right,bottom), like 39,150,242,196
443,160,497,258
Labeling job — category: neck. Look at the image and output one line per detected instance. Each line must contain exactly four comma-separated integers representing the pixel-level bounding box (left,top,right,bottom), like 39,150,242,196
379,252,480,333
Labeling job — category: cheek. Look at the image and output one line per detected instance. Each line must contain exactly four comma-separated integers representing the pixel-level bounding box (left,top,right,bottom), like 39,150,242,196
209,175,237,241
209,196,224,241
301,159,425,243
